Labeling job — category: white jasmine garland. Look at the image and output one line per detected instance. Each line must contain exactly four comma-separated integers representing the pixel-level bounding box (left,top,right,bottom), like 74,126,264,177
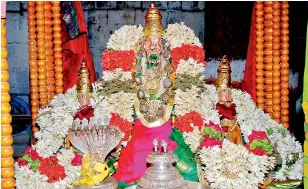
201,84,220,124
199,140,275,189
107,25,144,51
107,91,135,122
183,127,201,153
35,87,80,157
163,22,202,49
102,68,132,81
174,85,204,117
176,58,205,77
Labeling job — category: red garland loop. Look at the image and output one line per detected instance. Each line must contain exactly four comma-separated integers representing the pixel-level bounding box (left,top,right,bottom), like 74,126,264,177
200,135,222,148
171,44,206,70
174,111,203,133
38,156,66,183
248,130,270,143
102,50,135,72
109,113,134,141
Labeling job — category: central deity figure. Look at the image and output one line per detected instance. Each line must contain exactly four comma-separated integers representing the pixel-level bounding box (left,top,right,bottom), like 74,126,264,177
113,4,179,183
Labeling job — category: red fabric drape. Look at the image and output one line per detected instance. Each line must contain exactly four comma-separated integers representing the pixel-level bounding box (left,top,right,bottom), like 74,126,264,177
61,2,96,92
242,4,257,102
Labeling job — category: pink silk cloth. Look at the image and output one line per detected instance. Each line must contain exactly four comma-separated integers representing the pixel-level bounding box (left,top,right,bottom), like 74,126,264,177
113,119,177,183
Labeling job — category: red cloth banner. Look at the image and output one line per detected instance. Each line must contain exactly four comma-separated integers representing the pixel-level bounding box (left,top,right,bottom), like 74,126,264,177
242,4,257,102
61,2,96,92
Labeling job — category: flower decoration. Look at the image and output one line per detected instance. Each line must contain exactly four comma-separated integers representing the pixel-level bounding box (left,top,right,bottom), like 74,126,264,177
200,135,222,148
174,85,204,117
102,50,135,72
102,68,132,82
107,91,135,122
110,113,134,142
72,152,83,166
246,131,273,157
15,148,81,188
171,44,206,70
164,22,202,49
175,58,206,77
107,25,144,51
199,140,276,189
38,156,66,183
174,111,203,133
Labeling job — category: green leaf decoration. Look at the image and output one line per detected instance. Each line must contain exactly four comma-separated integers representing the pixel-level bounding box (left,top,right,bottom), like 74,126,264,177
266,128,274,136
278,128,287,137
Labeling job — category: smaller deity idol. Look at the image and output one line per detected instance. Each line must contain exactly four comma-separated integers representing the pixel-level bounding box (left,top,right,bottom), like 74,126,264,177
215,55,243,144
74,60,94,121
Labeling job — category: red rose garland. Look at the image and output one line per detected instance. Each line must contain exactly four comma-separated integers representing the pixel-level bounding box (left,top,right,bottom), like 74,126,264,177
174,111,203,133
102,50,135,71
171,44,206,70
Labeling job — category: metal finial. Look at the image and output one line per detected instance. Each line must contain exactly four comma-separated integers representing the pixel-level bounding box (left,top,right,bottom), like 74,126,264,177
153,138,158,152
161,140,167,153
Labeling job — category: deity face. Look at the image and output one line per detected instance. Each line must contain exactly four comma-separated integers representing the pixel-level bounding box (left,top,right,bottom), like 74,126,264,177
78,93,91,107
144,35,162,56
218,89,233,106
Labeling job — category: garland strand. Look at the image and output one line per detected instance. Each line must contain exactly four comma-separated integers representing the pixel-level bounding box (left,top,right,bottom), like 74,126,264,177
28,1,40,137
272,1,282,123
52,1,63,94
1,17,16,189
280,2,290,128
44,1,56,102
263,1,274,117
255,2,265,110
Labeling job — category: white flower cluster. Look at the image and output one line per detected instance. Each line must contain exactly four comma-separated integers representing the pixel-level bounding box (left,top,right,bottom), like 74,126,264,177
102,68,132,81
231,88,303,180
15,149,81,189
183,127,201,153
199,140,276,189
176,58,206,78
107,25,144,51
198,84,303,181
174,85,204,117
107,91,135,122
35,87,80,157
201,84,220,125
163,22,202,49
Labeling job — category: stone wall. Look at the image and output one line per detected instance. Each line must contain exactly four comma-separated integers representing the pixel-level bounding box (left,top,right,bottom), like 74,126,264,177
5,1,205,103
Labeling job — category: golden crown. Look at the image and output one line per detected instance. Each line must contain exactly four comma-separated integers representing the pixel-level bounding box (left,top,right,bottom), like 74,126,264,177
77,60,93,93
216,55,231,90
144,2,164,39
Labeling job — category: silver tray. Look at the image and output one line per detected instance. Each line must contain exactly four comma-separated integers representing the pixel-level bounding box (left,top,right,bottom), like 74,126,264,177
126,180,209,189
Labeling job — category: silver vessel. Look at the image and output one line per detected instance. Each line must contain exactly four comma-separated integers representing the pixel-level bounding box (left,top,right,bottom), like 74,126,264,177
137,139,187,189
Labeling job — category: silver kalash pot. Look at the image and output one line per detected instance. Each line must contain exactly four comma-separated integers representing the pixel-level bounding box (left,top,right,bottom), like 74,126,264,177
136,139,187,189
